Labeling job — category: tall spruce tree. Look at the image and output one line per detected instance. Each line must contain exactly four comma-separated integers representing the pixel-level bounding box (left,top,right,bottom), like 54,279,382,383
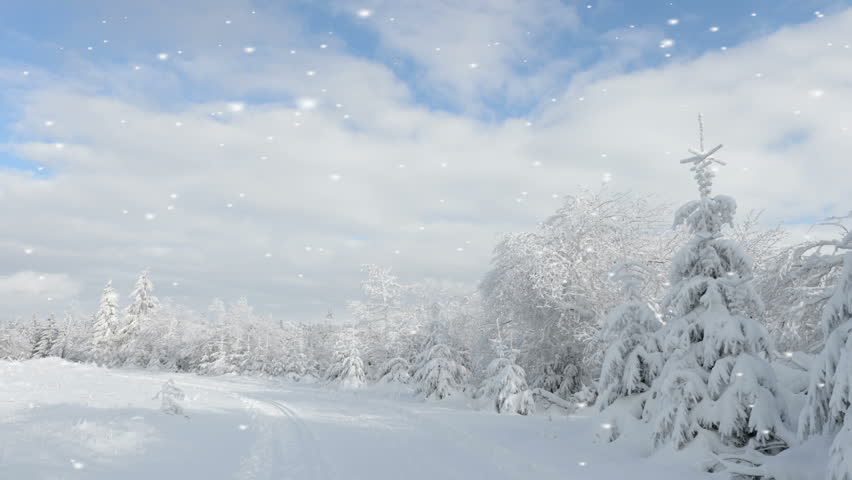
643,117,792,465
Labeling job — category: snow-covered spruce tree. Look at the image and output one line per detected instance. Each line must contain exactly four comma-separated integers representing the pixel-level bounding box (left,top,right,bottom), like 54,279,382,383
596,262,662,411
794,216,852,479
33,315,59,358
115,270,159,366
476,322,534,415
91,280,120,366
643,122,792,464
324,326,367,389
376,357,411,385
413,341,469,400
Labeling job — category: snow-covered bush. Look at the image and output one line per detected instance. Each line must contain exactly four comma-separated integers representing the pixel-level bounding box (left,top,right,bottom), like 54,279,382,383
154,379,186,416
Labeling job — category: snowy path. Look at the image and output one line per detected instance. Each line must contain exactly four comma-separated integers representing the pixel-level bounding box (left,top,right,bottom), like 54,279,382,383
0,359,710,480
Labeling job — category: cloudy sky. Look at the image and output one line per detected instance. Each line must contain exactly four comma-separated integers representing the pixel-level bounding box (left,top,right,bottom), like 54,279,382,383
1,0,851,322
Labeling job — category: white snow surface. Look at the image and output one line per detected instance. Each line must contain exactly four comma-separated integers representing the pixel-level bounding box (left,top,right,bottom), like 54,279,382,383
1,358,717,480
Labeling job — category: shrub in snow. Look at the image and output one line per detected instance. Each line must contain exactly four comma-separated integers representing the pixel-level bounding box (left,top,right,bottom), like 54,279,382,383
643,127,792,463
596,262,662,411
154,379,186,416
413,344,469,400
376,357,411,385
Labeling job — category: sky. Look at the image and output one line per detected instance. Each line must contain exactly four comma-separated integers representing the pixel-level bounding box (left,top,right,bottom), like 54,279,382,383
1,0,851,322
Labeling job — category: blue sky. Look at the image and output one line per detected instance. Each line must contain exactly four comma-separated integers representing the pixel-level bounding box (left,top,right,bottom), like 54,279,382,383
0,0,851,320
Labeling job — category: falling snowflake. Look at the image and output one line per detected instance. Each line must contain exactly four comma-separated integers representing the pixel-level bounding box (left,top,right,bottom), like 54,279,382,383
659,39,674,48
298,97,318,110
157,53,169,60
24,248,33,255
709,26,720,32
144,213,156,220
244,46,256,53
357,8,372,18
228,102,245,112
667,18,679,25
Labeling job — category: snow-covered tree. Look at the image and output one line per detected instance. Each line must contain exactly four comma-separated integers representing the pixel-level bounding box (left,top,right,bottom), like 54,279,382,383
33,315,59,358
413,342,469,400
115,270,159,365
795,215,852,480
476,322,534,415
349,264,414,377
830,407,852,480
91,280,120,365
376,357,412,385
325,326,367,389
596,262,663,410
480,188,677,397
643,124,792,464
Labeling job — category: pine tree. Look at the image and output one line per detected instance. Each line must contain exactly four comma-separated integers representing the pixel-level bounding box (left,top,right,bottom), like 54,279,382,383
476,322,534,415
413,343,469,400
116,270,159,365
643,118,792,461
34,315,58,358
596,262,662,410
324,326,366,389
92,281,120,366
376,357,412,385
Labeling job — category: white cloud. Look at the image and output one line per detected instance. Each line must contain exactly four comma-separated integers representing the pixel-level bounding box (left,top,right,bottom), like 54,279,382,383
1,5,851,321
0,271,81,302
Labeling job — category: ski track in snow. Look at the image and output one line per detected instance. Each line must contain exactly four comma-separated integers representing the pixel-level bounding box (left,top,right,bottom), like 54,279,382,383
236,393,329,480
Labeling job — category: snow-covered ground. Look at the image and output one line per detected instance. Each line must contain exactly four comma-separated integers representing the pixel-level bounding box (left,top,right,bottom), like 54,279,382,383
0,358,712,480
